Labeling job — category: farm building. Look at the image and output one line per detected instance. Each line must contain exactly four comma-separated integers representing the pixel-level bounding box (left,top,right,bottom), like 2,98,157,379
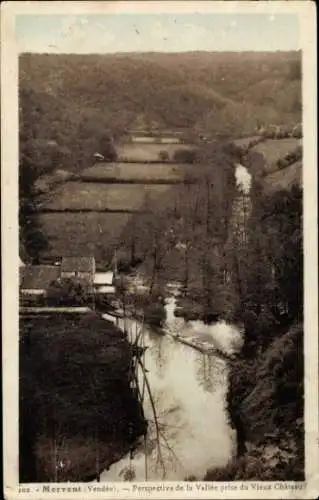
20,257,116,305
94,271,116,295
94,270,114,285
130,136,157,143
130,136,182,144
20,265,60,297
158,137,181,144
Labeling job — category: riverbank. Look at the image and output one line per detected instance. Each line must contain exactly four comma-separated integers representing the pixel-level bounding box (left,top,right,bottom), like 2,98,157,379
19,311,147,482
203,321,304,480
99,307,237,481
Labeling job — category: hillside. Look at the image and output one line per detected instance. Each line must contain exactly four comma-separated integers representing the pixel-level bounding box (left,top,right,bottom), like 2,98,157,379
263,161,302,193
20,52,301,127
205,323,304,481
233,136,302,192
19,51,301,176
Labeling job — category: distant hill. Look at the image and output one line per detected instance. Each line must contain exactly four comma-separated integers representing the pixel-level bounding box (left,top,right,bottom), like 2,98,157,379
20,51,301,129
19,51,301,175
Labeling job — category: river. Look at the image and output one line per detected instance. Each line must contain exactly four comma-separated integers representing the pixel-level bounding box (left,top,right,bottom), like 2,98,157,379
98,162,250,481
99,296,243,481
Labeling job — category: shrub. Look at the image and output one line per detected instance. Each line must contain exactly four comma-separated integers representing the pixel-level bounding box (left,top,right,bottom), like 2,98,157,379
158,150,170,162
144,302,166,327
172,148,199,164
47,277,90,306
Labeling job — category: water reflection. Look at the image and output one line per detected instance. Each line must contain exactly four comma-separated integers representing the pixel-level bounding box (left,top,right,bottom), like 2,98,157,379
100,313,238,481
195,353,226,394
150,335,167,381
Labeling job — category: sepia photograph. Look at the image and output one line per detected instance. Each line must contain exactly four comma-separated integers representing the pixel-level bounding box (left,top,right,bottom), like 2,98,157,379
1,1,318,498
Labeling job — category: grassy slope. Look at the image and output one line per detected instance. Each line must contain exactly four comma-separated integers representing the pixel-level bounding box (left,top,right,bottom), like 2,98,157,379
233,136,302,191
38,212,131,262
263,161,302,193
80,162,193,182
41,182,171,211
116,143,195,162
251,138,301,173
248,138,302,191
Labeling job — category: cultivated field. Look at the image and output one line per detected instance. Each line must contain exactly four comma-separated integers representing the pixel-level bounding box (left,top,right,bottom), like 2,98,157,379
116,142,194,162
38,212,132,262
41,182,172,211
80,162,193,182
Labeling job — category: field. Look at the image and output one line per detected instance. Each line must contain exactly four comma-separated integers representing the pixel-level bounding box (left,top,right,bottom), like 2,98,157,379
116,143,194,162
38,212,132,262
251,138,301,174
80,162,193,182
263,161,302,193
41,182,172,211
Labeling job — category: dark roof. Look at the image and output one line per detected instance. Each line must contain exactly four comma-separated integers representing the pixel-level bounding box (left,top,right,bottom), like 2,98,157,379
61,257,95,273
20,266,60,290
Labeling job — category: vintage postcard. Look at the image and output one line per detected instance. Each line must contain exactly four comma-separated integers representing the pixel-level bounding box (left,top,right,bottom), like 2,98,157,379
1,1,318,498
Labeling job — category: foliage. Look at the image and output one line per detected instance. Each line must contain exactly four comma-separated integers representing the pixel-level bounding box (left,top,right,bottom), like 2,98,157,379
229,179,303,327
143,302,166,327
19,156,49,263
19,312,147,481
47,277,90,306
172,148,199,163
97,134,118,162
19,51,301,178
117,142,238,311
276,145,302,169
217,323,304,481
204,437,304,480
158,150,170,162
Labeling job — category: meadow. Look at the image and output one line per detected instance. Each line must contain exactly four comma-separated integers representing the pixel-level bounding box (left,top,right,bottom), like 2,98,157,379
251,138,301,174
38,212,132,262
35,134,302,264
116,143,194,162
80,162,193,182
42,182,172,211
263,161,302,193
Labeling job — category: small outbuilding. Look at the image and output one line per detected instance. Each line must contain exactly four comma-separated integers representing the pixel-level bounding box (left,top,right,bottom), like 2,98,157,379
94,270,116,295
20,265,61,297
